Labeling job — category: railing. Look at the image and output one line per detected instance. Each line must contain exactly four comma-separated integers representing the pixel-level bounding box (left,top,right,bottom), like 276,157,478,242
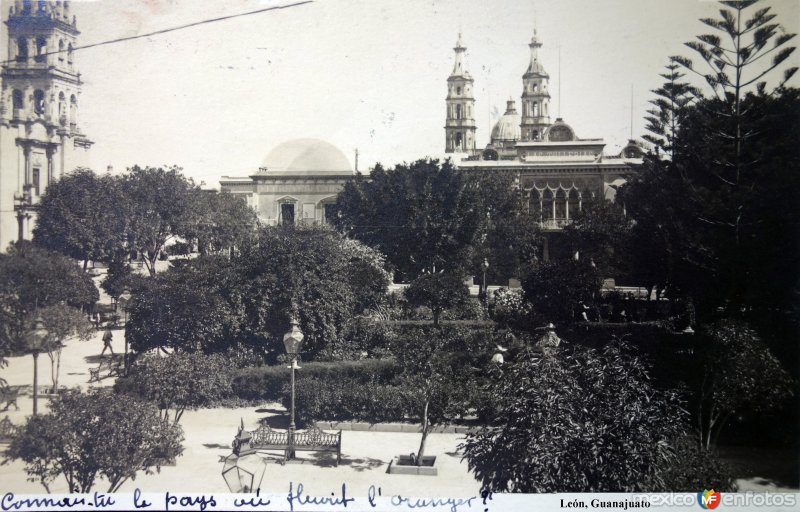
539,218,572,230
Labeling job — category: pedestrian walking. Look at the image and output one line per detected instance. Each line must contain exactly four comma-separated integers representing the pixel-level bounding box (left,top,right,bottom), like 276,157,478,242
101,326,115,357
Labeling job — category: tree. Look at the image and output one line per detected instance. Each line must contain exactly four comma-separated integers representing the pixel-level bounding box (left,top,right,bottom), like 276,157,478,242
121,166,200,276
632,1,799,315
32,169,128,269
461,342,690,492
39,304,93,393
5,389,183,493
561,199,632,280
393,327,474,466
125,256,245,354
464,172,542,283
675,0,796,174
522,259,601,325
404,272,470,326
115,352,232,425
332,159,484,280
189,190,258,256
237,226,390,360
695,320,793,450
0,243,97,353
643,58,700,158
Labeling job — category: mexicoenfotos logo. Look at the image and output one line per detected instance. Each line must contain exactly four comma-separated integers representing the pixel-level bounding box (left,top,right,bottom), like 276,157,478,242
698,489,721,509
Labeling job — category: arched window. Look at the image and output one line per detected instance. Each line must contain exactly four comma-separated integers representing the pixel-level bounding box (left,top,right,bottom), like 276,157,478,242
58,40,65,62
35,36,47,63
16,37,28,62
58,91,66,125
22,1,33,15
542,189,554,220
567,189,580,219
533,102,539,117
34,90,45,117
456,86,461,95
456,104,462,119
12,89,24,111
529,190,541,215
70,94,77,126
455,132,463,150
555,189,567,220
67,43,73,65
532,130,540,141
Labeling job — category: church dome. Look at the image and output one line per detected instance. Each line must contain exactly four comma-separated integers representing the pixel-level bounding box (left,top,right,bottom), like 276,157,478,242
261,138,352,173
490,99,521,143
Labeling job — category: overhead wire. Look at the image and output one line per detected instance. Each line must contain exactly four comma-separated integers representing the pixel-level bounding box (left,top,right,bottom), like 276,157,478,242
0,1,313,66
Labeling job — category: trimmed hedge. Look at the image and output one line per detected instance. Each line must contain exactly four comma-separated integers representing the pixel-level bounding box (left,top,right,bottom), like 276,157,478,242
283,378,407,427
231,358,399,401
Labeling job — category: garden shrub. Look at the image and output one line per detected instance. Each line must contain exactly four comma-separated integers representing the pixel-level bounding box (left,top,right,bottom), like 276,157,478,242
488,288,531,328
661,437,737,492
231,359,399,401
284,378,407,427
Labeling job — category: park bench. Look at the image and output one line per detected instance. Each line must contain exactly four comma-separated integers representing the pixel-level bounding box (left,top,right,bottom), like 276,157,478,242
0,386,21,412
0,416,20,444
88,359,123,383
232,422,341,466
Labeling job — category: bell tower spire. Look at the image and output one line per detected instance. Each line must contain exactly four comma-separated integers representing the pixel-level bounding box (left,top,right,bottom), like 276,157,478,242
445,33,476,154
520,27,551,141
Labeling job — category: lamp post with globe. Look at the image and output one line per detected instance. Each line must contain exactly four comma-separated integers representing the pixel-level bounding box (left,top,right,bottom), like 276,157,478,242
283,317,304,460
26,316,48,415
117,288,132,370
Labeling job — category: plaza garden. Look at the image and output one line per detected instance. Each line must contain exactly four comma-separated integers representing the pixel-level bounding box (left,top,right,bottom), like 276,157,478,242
1,0,798,497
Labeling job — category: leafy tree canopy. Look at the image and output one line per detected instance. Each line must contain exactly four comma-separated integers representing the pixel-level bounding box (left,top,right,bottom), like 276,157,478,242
404,272,470,326
522,259,602,325
5,389,183,493
0,243,97,353
332,159,484,280
115,352,233,425
462,342,695,492
33,168,127,269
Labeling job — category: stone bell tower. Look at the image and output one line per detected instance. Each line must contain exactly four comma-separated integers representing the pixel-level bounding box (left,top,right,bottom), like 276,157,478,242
520,28,551,141
0,0,93,249
444,34,476,154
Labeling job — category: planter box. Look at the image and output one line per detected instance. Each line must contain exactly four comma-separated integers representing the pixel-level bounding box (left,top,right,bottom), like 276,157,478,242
387,455,437,476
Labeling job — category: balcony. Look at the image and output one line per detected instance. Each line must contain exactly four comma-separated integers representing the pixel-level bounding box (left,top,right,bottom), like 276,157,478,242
539,218,572,230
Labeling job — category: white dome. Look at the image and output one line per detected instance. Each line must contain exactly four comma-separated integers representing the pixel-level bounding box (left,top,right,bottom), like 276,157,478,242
490,100,521,143
261,138,352,173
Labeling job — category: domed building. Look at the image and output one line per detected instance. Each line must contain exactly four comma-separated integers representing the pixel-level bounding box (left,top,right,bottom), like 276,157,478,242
219,138,354,225
444,31,645,260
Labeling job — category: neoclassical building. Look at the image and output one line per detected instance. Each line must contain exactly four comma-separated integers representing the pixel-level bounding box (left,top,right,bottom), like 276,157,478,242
445,30,644,258
0,1,93,251
220,138,354,225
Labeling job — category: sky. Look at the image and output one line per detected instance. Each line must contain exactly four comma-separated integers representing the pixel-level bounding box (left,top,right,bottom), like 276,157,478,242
12,0,799,187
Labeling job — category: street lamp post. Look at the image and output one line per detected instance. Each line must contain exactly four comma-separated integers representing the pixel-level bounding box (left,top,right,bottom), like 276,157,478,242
282,317,304,460
27,316,48,415
482,258,490,303
118,289,132,370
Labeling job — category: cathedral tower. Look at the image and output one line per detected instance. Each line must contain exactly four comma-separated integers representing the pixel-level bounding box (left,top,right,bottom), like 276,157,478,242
444,34,476,154
0,0,93,248
520,28,551,141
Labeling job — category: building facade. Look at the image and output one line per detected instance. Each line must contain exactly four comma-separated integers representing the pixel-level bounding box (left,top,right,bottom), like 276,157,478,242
220,138,354,226
446,31,644,259
0,0,93,251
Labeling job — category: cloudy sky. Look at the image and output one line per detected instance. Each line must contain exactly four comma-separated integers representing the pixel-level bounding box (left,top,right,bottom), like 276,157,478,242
17,0,800,186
